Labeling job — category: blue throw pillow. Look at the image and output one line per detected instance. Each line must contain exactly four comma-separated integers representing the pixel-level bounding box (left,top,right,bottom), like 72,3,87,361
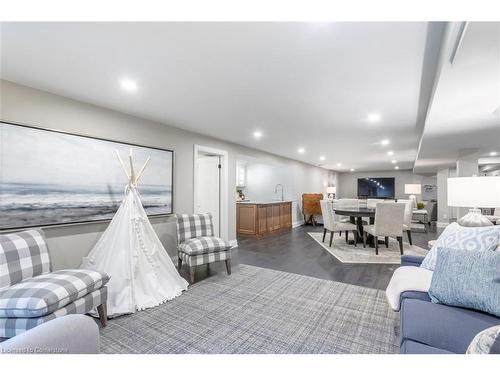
421,223,500,270
429,247,500,317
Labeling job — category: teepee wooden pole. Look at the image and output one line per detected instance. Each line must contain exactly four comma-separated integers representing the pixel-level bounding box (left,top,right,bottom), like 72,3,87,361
128,149,136,182
135,156,151,184
115,150,130,180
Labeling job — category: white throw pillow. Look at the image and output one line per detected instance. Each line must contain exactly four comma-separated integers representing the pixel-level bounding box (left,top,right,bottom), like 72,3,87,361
467,325,500,354
420,222,500,271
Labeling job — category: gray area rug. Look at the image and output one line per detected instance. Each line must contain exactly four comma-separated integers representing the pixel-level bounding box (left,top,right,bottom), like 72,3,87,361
308,232,428,264
100,265,399,354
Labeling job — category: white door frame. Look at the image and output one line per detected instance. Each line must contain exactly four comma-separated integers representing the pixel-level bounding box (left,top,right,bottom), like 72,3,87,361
193,144,229,240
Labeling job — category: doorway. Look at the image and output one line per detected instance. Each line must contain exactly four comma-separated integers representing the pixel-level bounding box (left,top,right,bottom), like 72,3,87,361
193,145,228,240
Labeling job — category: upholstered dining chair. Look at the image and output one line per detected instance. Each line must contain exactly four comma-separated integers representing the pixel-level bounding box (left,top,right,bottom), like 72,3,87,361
363,199,386,225
398,199,414,245
176,213,232,284
362,202,406,255
336,198,360,228
320,200,358,247
366,199,385,209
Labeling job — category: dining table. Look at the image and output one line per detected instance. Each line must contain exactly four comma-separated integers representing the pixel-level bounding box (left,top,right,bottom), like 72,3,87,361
332,205,378,246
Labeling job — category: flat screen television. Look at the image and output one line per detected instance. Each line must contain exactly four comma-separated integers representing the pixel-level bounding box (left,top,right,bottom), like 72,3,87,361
357,177,395,199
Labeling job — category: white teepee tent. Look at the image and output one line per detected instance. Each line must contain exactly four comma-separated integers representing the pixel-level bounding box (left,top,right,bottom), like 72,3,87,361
81,149,188,317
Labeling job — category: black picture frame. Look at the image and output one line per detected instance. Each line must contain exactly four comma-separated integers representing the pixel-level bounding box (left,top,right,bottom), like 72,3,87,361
0,120,174,231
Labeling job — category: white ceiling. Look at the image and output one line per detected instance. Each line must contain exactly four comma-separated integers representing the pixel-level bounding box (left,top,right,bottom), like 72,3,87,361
414,22,500,173
0,22,433,172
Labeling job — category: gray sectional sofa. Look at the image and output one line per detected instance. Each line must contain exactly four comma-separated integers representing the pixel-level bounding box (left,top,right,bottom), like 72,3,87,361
399,255,500,354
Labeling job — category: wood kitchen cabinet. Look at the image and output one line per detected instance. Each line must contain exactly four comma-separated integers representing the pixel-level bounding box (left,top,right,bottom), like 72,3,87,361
236,201,292,238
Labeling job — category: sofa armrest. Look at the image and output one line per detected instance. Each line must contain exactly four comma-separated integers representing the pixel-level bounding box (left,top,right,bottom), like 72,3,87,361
401,291,431,304
0,315,99,354
400,298,500,353
400,255,425,267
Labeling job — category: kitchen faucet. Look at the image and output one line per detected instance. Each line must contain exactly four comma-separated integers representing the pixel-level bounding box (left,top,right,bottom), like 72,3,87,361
274,184,284,201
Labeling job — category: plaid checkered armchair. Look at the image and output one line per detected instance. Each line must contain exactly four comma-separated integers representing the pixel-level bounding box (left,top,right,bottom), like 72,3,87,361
0,229,109,338
176,214,232,283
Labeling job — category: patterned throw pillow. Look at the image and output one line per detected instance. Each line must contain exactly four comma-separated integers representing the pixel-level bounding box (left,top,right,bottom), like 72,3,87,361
0,229,51,288
467,325,500,354
421,223,500,270
428,247,500,317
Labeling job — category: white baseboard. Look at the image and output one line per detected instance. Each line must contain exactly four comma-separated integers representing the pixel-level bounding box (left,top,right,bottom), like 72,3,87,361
229,239,238,248
292,220,305,228
436,221,449,228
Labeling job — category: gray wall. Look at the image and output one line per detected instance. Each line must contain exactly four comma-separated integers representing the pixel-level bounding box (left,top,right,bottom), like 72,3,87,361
0,80,330,269
337,170,434,199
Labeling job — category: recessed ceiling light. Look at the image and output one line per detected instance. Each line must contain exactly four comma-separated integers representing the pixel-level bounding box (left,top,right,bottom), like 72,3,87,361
367,113,381,122
350,168,355,172
394,166,399,170
391,160,397,164
120,78,138,92
387,151,394,156
298,148,305,154
336,163,342,167
319,156,326,161
253,131,263,139
380,139,390,146
490,151,498,156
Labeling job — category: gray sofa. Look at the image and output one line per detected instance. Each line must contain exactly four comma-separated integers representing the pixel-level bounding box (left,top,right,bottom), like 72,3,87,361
399,255,500,354
0,315,100,354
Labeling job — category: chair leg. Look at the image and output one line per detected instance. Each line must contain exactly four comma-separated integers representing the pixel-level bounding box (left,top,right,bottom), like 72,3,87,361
329,231,333,247
345,230,348,243
225,259,232,275
352,230,357,247
189,266,196,284
385,236,389,248
375,236,379,255
363,232,367,248
97,303,107,328
322,228,327,242
398,236,404,255
177,257,182,271
406,230,413,245
339,231,342,237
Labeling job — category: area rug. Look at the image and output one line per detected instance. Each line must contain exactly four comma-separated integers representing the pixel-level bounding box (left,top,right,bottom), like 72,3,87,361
99,264,399,354
308,232,428,264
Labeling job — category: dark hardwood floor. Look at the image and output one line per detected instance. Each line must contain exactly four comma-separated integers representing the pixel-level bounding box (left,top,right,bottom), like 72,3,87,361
183,224,441,291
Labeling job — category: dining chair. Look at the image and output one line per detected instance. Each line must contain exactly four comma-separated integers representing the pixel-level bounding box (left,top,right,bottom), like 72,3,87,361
366,199,385,208
362,202,406,255
398,199,414,245
336,198,360,228
363,199,385,225
320,200,358,247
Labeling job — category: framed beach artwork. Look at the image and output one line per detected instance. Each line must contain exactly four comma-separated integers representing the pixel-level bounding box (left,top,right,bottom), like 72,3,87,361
0,121,174,230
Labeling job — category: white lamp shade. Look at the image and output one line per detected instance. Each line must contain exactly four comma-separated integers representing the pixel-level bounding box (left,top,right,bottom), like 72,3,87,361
327,186,336,194
404,184,421,194
448,176,500,208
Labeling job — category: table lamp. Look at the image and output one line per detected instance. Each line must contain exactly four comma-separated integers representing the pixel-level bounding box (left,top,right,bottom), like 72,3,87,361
448,176,500,227
326,186,336,200
404,184,421,206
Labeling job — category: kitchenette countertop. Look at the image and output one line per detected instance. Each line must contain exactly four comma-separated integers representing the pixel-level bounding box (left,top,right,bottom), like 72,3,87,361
236,200,293,205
